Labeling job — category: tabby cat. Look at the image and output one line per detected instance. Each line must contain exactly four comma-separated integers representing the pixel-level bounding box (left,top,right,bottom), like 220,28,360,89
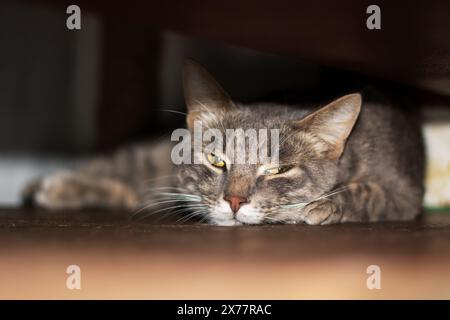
23,60,424,226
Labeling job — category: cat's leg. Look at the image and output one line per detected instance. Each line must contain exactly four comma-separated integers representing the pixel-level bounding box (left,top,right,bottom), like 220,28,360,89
23,171,139,210
23,141,174,211
301,181,422,225
22,149,140,211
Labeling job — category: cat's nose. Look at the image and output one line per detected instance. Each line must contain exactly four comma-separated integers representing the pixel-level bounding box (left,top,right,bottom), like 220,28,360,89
224,195,248,214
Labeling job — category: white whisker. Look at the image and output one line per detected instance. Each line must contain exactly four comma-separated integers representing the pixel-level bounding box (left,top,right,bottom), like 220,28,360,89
176,208,208,224
281,184,354,210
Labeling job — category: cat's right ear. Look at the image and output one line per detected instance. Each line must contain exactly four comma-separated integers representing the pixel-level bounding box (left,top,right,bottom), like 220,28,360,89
182,59,235,129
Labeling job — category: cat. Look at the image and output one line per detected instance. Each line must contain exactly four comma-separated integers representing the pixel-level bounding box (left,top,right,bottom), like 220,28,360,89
22,60,425,226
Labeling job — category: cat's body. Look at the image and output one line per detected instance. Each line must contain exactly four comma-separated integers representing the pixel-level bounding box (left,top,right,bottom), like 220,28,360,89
23,61,424,225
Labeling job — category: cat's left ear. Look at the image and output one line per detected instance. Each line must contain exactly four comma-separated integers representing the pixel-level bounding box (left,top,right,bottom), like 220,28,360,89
182,59,235,129
293,93,362,159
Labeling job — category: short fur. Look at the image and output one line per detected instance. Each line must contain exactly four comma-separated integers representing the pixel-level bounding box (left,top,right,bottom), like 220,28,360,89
23,60,424,226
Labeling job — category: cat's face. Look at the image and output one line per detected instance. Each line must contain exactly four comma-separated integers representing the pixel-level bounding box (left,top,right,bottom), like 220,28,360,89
176,60,361,225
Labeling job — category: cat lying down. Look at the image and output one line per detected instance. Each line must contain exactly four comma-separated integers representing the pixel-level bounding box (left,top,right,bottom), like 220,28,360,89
22,60,425,226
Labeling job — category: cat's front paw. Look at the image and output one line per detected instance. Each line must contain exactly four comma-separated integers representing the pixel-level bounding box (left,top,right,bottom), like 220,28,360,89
302,199,342,225
22,172,82,210
22,172,139,211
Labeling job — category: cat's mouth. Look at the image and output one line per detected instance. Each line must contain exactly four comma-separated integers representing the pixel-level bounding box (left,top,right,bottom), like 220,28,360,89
210,201,265,226
235,208,265,225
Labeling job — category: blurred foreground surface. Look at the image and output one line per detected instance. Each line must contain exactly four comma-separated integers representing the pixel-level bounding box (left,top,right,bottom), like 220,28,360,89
0,208,449,299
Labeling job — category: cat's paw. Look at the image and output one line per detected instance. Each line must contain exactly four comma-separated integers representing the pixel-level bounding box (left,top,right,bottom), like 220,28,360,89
22,172,138,210
22,172,84,210
302,199,342,225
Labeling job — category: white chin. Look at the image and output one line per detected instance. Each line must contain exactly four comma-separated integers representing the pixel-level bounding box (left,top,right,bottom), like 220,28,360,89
235,214,263,225
235,206,264,224
209,201,264,226
213,219,242,226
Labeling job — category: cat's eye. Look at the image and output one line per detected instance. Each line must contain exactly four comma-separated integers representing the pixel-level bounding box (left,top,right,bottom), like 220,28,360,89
206,153,226,168
263,166,291,176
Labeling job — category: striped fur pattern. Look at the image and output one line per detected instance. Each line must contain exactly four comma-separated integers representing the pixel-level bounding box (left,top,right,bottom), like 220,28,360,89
23,61,424,225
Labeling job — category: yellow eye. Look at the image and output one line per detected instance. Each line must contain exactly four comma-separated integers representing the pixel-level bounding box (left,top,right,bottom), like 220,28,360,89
207,153,226,168
263,166,290,175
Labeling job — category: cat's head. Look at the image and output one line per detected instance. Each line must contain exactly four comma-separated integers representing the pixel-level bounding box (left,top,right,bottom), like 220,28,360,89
176,60,361,225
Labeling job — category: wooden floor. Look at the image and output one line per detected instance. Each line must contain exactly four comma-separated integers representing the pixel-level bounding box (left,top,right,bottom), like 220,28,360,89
0,208,450,299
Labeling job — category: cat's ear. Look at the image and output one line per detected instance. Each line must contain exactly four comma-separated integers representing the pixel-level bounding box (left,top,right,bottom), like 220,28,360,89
294,93,362,159
182,59,235,129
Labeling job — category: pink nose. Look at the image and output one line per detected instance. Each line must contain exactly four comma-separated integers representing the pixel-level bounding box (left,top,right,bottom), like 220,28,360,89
224,195,248,213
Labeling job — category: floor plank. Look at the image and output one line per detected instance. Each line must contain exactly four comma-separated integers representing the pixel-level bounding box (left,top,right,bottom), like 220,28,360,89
0,208,449,299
